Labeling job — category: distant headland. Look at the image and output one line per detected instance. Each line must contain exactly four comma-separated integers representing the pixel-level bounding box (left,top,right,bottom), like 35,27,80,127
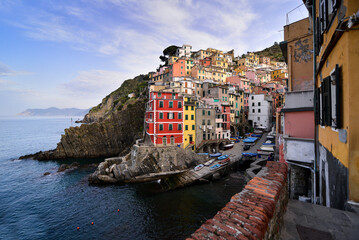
17,107,89,117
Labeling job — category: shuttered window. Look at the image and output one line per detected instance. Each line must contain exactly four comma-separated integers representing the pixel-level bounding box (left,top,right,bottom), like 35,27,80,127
321,76,332,126
330,64,341,128
319,0,328,34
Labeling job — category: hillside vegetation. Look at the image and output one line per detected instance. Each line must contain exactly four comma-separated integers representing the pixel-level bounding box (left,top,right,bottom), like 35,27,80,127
83,74,149,123
255,42,284,62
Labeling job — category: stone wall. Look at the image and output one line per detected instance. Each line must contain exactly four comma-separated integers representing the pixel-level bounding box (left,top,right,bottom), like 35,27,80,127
188,161,288,240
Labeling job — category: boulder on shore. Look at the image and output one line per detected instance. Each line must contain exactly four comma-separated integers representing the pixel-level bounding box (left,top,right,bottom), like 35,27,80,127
89,145,206,185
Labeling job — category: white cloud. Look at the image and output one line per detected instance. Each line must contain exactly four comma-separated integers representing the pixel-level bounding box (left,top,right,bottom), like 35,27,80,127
61,69,132,98
0,62,32,76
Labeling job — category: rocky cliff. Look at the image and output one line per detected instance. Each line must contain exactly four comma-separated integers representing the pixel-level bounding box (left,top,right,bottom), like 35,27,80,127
20,74,149,160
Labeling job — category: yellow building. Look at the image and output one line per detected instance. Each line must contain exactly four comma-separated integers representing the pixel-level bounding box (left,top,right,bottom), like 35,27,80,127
183,96,196,151
306,0,359,209
237,52,259,67
229,92,243,124
191,66,227,83
271,69,288,79
185,58,194,76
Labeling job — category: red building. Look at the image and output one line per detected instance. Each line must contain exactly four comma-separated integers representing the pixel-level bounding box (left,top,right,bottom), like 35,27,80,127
199,57,211,67
145,92,184,146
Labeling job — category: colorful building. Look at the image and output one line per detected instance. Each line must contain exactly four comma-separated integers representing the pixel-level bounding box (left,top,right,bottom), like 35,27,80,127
307,0,359,209
195,106,216,149
145,92,184,147
183,96,196,151
271,69,288,80
225,75,251,92
229,92,243,124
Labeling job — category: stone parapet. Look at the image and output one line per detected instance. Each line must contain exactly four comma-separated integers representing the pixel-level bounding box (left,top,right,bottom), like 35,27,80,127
188,161,288,240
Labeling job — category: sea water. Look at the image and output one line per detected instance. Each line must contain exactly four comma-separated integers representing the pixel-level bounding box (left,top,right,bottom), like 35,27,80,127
0,117,246,239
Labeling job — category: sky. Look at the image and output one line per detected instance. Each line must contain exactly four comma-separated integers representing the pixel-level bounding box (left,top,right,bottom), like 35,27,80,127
0,0,308,116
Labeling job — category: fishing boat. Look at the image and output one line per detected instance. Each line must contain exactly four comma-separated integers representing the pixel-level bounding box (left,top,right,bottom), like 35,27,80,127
210,164,221,171
197,153,209,156
204,159,215,166
224,143,234,150
209,152,222,157
194,164,204,171
217,154,229,160
218,158,230,165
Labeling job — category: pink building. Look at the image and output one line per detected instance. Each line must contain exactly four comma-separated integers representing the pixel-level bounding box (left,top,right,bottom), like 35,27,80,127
169,59,186,78
225,75,250,92
245,70,258,85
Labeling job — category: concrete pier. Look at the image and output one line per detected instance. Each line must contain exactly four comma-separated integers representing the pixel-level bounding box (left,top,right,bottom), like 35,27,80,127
160,133,269,191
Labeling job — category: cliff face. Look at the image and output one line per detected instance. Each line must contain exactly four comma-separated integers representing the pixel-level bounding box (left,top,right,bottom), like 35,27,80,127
20,74,149,160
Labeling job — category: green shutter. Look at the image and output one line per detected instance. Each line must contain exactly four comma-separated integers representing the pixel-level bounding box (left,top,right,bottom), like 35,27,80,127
334,64,341,128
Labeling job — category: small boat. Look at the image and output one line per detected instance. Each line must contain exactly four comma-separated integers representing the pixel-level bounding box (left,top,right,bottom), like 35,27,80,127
204,159,215,166
224,144,234,150
197,153,209,155
218,158,230,165
194,164,204,171
210,164,221,171
209,152,222,157
217,154,229,160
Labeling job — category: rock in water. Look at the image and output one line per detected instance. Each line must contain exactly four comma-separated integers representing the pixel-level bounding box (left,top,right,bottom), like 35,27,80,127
89,145,206,185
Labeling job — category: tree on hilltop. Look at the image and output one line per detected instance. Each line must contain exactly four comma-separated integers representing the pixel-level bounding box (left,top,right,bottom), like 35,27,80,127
159,45,180,65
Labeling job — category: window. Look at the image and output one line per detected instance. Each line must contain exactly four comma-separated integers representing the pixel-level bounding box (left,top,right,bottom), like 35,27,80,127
252,109,255,113
169,124,173,130
170,136,174,145
159,112,163,119
169,101,173,108
178,112,182,119
258,117,260,120
208,111,211,116
178,124,182,130
202,110,205,115
172,93,176,99
258,109,261,113
251,96,254,100
258,102,261,106
168,112,174,119
191,115,194,120
191,106,194,111
203,133,206,140
185,125,188,130
158,92,162,97
159,101,164,108
202,120,205,125
163,136,167,145
185,115,188,120
178,101,182,108
159,124,163,131
185,106,188,110
192,125,195,130
208,120,211,125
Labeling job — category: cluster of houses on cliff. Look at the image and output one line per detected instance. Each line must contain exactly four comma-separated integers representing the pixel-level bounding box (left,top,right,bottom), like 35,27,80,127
144,45,288,152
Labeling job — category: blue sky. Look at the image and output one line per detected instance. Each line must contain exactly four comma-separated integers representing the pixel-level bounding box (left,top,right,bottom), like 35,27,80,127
0,0,307,116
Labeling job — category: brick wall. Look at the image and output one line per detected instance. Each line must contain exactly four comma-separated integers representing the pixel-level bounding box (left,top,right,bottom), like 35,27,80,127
187,161,288,240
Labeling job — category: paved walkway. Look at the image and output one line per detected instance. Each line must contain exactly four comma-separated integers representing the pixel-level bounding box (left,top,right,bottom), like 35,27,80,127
280,200,359,240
